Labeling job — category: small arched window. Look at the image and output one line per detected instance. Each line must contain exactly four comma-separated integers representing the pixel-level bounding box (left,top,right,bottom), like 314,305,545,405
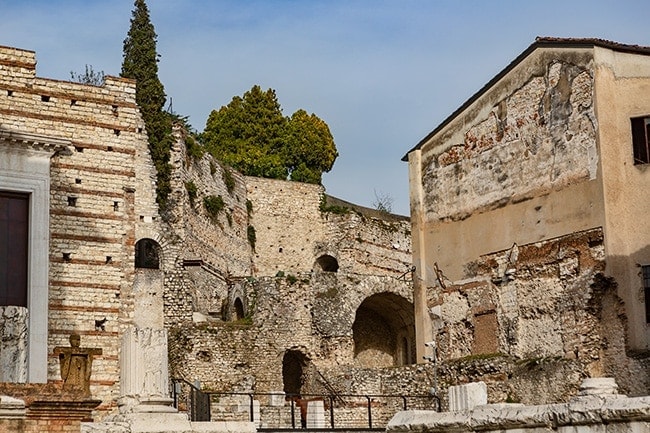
135,238,160,269
315,254,339,272
233,297,245,321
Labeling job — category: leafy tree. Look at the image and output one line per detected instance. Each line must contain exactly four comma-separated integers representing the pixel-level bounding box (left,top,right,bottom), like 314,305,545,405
202,85,338,184
203,85,288,179
70,65,105,86
121,0,173,207
286,109,337,184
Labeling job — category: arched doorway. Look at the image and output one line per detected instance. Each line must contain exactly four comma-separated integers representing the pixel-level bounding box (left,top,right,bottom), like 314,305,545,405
353,292,415,367
282,350,309,397
135,238,161,269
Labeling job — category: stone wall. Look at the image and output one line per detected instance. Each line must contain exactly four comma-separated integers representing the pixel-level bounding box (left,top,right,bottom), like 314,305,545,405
0,45,143,411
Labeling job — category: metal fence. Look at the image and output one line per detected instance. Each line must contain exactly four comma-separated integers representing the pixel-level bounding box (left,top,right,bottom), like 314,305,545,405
172,378,440,430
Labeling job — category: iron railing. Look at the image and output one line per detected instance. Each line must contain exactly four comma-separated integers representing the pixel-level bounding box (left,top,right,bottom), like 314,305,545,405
171,379,440,429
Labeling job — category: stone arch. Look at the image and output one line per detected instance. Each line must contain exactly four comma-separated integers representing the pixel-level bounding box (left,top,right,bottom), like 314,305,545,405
353,292,415,367
135,238,161,269
282,349,310,397
314,254,339,272
233,297,245,320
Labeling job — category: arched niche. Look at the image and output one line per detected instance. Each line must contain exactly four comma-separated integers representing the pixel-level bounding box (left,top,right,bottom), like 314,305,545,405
353,292,415,367
233,297,245,321
314,254,339,272
135,238,161,269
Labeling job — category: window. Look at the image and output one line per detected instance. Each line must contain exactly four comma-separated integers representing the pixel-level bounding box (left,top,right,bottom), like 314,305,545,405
0,191,29,307
631,116,650,164
643,265,650,324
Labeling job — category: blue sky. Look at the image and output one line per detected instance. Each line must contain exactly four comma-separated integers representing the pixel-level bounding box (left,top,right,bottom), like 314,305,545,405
2,0,650,215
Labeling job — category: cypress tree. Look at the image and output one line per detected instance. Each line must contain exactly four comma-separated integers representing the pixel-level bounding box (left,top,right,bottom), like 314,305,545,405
121,0,173,207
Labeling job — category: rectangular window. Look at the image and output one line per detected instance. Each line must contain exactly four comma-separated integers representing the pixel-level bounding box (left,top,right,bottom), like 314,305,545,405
631,116,650,164
0,191,29,307
644,265,650,324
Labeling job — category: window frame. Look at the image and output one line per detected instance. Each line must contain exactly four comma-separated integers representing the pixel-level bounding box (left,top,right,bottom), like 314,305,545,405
0,144,52,383
631,116,650,165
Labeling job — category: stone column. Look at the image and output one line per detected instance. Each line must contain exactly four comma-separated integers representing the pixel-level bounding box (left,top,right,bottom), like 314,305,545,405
119,326,174,412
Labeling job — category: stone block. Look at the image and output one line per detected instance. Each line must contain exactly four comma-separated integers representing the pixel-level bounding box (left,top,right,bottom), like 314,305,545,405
306,400,325,428
448,381,487,412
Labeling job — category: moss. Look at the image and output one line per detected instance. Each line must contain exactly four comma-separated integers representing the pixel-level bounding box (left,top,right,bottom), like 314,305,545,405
315,286,338,299
319,194,348,215
286,274,297,284
222,167,235,194
247,225,256,250
246,199,253,218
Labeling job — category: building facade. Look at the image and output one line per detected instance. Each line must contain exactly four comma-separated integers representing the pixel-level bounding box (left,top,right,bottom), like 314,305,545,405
405,38,650,397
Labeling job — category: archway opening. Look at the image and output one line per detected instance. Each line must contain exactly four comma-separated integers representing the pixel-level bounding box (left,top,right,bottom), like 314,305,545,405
315,255,338,272
233,297,245,320
353,292,415,367
135,238,160,269
282,350,309,397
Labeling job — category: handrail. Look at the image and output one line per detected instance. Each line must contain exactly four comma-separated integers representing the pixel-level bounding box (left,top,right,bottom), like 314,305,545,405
171,380,440,429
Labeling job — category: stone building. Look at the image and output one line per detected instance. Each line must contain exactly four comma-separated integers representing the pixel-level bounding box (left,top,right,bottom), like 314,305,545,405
404,37,650,401
0,42,425,432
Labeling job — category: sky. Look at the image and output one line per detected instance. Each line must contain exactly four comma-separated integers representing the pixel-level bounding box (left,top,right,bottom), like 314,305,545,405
2,1,650,215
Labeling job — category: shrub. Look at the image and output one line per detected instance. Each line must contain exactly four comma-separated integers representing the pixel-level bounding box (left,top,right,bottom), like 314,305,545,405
185,180,197,205
203,195,224,222
247,225,256,250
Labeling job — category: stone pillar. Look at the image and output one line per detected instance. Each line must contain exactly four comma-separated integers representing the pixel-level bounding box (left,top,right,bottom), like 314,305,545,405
0,306,28,383
306,400,325,428
119,326,174,412
448,382,487,411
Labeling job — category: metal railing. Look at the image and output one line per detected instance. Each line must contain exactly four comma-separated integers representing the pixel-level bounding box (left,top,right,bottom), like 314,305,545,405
172,380,440,429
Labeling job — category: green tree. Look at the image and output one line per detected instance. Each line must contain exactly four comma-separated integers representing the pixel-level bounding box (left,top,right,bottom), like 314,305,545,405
121,0,173,206
286,109,337,184
203,85,288,179
202,85,338,184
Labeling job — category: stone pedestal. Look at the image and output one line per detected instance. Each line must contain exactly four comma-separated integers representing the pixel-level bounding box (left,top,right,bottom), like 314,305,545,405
119,326,174,413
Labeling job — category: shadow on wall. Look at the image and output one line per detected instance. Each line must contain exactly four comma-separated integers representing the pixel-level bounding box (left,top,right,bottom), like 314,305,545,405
353,292,415,367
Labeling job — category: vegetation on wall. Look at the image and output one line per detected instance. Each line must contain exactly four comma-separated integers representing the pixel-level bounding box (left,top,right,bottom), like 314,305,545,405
201,85,338,184
247,225,256,250
121,0,174,207
204,195,225,222
185,180,197,205
70,65,105,86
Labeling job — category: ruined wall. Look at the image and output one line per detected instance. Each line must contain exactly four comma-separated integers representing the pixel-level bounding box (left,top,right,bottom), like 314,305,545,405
168,273,415,395
408,43,650,395
0,45,143,411
247,177,411,277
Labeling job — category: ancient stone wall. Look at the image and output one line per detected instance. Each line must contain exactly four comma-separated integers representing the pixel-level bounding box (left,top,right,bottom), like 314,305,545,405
247,176,412,277
0,45,143,411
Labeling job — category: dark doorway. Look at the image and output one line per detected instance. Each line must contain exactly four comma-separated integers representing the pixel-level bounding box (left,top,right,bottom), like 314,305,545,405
135,238,160,269
282,350,309,397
